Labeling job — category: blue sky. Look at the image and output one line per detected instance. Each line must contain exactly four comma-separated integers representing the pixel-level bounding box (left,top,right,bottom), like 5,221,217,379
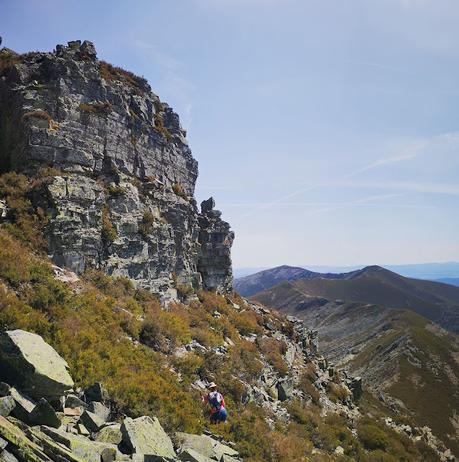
2,0,459,268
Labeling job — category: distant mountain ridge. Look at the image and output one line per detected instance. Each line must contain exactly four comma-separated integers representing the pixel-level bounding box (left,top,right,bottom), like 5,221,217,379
248,265,459,334
234,264,345,297
246,266,459,455
234,261,459,281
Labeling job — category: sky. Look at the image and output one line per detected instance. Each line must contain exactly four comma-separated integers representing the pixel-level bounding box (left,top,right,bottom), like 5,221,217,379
2,0,459,268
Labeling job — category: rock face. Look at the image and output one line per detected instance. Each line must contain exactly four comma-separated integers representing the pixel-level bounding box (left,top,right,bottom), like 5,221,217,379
0,330,74,400
121,416,176,458
0,40,234,297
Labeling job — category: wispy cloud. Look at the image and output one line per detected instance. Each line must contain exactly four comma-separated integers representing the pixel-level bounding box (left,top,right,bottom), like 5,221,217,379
339,180,459,196
351,141,427,175
236,131,459,220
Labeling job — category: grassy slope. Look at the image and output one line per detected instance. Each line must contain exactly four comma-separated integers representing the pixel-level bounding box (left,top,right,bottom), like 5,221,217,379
0,169,448,461
0,228,444,461
349,310,459,455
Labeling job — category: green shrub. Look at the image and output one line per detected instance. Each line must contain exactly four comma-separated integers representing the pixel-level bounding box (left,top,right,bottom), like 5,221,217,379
358,423,390,451
0,171,54,251
107,184,127,197
101,207,117,244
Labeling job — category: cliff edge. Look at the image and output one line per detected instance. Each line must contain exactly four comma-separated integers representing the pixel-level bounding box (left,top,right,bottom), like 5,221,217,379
0,40,234,298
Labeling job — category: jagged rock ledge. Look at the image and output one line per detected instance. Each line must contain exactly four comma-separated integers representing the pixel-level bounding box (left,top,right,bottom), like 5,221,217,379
0,40,234,300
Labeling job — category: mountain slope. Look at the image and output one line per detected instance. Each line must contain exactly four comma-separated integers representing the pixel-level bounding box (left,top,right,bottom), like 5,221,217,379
253,265,459,334
234,265,344,297
253,293,459,456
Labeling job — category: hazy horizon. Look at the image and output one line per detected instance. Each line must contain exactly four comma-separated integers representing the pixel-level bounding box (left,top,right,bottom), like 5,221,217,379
2,0,458,268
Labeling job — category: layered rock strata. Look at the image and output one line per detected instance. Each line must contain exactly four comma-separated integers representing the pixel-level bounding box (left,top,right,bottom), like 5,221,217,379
0,40,234,297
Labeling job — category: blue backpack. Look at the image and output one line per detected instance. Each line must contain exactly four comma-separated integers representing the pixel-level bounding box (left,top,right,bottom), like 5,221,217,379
208,392,222,411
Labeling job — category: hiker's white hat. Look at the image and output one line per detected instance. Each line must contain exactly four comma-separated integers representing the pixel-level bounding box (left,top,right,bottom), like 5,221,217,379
208,382,217,389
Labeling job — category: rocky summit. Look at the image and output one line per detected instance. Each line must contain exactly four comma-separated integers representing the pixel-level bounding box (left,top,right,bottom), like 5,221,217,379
0,40,234,299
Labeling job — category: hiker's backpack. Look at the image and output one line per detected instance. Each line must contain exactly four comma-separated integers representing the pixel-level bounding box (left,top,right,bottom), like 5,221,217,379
208,392,222,411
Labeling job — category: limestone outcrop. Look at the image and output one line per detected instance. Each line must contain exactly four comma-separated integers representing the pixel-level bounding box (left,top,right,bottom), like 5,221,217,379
0,40,234,298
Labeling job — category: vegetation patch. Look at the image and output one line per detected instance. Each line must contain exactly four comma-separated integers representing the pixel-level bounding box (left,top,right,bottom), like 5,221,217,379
101,207,117,244
107,184,127,197
100,61,149,94
0,170,60,251
78,101,112,116
172,183,188,200
0,50,21,74
138,210,155,239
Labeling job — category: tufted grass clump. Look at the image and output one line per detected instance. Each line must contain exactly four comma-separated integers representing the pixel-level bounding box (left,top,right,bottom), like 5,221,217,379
101,207,118,244
22,110,52,122
172,183,187,199
138,210,155,239
100,61,149,94
78,101,112,116
107,184,127,197
0,50,21,74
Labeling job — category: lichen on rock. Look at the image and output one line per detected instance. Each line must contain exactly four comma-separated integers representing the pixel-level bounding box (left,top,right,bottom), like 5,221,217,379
0,40,234,299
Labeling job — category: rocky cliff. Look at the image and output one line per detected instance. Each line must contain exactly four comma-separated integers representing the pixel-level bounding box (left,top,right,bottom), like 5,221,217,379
0,40,233,298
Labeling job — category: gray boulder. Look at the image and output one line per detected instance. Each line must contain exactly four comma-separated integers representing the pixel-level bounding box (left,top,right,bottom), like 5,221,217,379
65,394,88,409
0,330,74,400
29,398,61,428
276,381,294,402
121,416,175,458
0,396,15,417
9,387,35,422
88,401,110,421
179,448,214,462
79,410,105,432
176,433,239,461
95,424,122,445
85,382,109,403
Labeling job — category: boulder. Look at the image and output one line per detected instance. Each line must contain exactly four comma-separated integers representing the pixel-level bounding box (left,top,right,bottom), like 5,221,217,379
276,381,294,402
0,449,19,462
95,424,122,445
121,416,175,458
348,376,363,401
0,383,11,397
0,416,50,462
88,401,110,421
179,448,215,462
40,425,121,462
0,330,74,400
85,382,109,403
200,197,215,214
0,396,15,417
79,410,105,432
29,398,61,428
77,424,90,436
176,433,214,459
176,433,239,461
65,394,88,409
9,387,35,422
220,456,240,462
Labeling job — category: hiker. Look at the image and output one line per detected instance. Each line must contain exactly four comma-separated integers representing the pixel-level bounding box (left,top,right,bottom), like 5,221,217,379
202,382,227,423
